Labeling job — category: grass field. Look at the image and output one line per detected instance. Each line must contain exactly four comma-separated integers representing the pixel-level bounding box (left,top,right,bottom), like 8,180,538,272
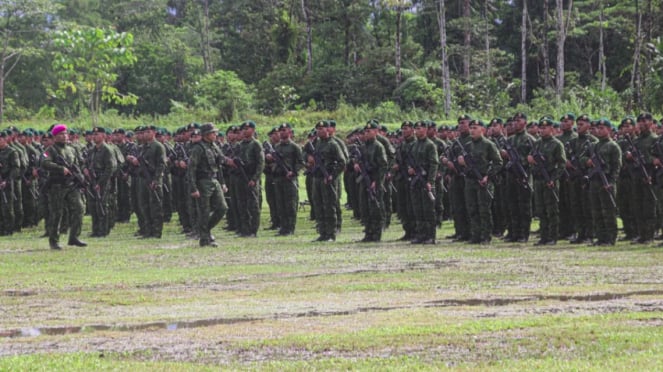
1,201,662,371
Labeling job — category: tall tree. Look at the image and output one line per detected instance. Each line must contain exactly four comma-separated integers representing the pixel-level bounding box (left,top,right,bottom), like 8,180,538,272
521,0,528,103
0,0,59,123
631,0,644,110
52,27,138,124
542,0,551,89
301,0,313,74
463,0,471,80
555,0,573,101
435,0,452,117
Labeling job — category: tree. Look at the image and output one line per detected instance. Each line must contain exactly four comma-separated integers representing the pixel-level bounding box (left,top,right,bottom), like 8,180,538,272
435,0,452,117
555,0,573,101
521,0,528,103
195,70,253,122
52,27,138,124
0,0,60,123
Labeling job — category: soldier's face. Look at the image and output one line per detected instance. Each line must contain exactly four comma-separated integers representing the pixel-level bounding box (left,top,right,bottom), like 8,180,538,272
414,126,427,138
540,125,554,137
401,126,413,138
55,133,68,144
0,137,7,148
577,121,590,134
469,125,484,139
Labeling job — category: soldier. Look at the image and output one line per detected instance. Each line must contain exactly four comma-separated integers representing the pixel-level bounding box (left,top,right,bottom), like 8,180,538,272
557,113,579,240
527,117,566,245
627,113,659,244
157,128,174,223
328,120,348,233
616,117,637,241
444,115,472,242
487,118,508,238
307,121,346,242
40,124,87,250
270,123,305,236
263,127,280,230
127,125,167,239
582,119,622,246
227,121,264,237
0,130,19,236
393,121,416,240
457,119,502,244
17,129,40,228
112,128,133,223
85,127,117,237
353,122,388,242
427,121,447,228
408,121,439,244
188,123,228,247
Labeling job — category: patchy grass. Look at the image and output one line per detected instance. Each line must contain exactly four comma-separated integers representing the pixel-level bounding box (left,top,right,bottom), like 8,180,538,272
1,206,663,370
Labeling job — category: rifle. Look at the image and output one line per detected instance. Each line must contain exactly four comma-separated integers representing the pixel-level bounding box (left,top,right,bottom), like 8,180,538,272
263,141,298,189
135,151,162,204
625,134,658,201
405,148,436,201
349,141,379,204
527,138,560,203
224,143,250,184
22,153,39,200
583,142,618,209
86,168,107,216
498,135,532,192
454,138,494,200
53,155,95,201
304,141,338,200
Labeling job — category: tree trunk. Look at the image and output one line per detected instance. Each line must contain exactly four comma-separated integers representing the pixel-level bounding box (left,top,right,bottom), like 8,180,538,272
301,0,312,74
631,0,643,110
543,0,551,89
395,8,402,86
484,0,490,78
599,0,606,91
0,61,4,124
436,0,451,118
200,0,212,73
555,0,573,101
521,0,527,103
463,0,471,81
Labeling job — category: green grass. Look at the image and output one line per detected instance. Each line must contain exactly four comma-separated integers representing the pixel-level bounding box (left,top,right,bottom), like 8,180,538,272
1,203,663,371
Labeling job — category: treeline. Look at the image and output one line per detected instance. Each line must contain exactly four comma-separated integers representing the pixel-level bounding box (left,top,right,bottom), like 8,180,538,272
3,0,663,125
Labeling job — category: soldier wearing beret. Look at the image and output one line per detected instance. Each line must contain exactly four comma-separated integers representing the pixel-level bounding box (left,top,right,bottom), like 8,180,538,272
353,121,388,242
557,113,579,240
625,113,658,244
188,123,228,247
458,120,502,244
84,127,117,237
0,130,20,236
527,118,566,245
227,120,264,237
271,123,304,236
307,120,347,241
581,119,622,245
408,120,439,244
444,115,472,242
40,124,87,249
616,117,637,240
393,121,417,240
17,129,40,228
263,126,281,231
126,125,167,239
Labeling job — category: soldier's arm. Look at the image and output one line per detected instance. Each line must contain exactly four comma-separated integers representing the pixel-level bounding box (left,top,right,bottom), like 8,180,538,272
187,146,201,193
486,141,503,179
425,142,439,185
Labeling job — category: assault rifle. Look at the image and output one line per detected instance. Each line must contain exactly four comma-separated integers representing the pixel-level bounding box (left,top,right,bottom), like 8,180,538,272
584,142,617,209
134,152,162,204
263,141,298,189
54,155,95,202
454,138,494,200
625,134,658,201
405,149,436,201
224,143,250,184
498,135,532,192
86,168,107,216
527,138,560,203
304,141,338,200
349,142,378,204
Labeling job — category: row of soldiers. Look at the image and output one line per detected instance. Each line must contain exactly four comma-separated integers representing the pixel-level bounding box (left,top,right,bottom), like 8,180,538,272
0,111,661,249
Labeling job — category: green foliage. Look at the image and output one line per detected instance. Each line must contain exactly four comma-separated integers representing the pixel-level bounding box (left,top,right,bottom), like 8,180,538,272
393,75,442,111
194,70,254,122
51,26,138,124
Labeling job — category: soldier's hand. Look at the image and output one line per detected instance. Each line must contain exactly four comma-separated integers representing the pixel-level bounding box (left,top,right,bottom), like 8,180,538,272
63,167,71,176
83,168,90,177
586,158,594,168
307,155,315,166
407,167,415,176
654,158,662,167
248,180,256,188
325,175,332,184
191,190,201,199
392,164,399,172
149,181,157,190
625,151,633,160
178,160,187,169
353,163,361,173
425,182,432,192
226,158,237,168
265,153,274,162
32,168,39,178
480,176,489,187
0,181,6,189
527,155,536,165
370,181,377,190
500,149,509,159
547,180,554,189
446,161,456,171
458,156,465,167
566,160,575,169
222,184,228,193
94,184,101,193
286,171,295,179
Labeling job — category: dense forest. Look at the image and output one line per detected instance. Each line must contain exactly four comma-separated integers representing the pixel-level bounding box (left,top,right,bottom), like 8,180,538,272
2,0,663,125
